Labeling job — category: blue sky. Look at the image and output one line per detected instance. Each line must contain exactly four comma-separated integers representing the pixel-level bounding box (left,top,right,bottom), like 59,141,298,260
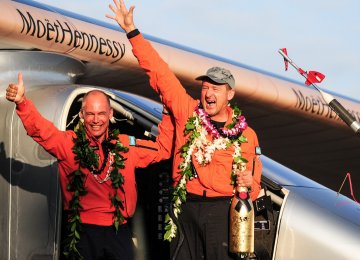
37,0,360,100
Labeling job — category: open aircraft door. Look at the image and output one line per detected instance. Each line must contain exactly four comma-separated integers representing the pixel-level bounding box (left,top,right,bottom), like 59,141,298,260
0,51,173,259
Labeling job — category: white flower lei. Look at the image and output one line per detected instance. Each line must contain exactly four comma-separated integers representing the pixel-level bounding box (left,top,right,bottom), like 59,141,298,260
164,105,248,241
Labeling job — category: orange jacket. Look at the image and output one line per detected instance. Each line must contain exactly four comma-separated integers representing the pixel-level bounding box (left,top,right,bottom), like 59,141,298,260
130,33,262,200
16,98,174,225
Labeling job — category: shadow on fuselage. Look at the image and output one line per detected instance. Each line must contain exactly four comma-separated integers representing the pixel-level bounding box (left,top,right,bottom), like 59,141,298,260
0,141,61,259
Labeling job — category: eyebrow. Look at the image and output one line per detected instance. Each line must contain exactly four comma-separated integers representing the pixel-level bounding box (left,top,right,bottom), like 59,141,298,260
84,111,107,115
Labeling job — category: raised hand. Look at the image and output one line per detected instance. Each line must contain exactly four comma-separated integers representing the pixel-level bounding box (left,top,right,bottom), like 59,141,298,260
106,0,136,33
6,72,25,104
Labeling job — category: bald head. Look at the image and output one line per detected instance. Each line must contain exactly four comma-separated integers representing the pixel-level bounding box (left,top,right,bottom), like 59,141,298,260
82,90,111,110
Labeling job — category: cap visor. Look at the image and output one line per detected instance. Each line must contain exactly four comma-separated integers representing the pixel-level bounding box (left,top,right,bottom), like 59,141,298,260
195,75,227,85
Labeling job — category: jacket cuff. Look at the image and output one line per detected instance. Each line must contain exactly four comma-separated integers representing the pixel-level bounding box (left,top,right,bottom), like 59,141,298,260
127,29,140,39
16,97,28,111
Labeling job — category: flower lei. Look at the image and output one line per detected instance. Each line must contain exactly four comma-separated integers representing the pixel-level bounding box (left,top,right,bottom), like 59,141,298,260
63,122,128,259
164,104,248,241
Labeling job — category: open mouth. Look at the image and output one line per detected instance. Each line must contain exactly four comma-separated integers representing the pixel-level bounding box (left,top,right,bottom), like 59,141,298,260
206,100,216,107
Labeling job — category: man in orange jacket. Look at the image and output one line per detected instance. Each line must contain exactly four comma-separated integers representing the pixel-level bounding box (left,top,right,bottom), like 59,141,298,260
107,1,262,259
6,73,174,260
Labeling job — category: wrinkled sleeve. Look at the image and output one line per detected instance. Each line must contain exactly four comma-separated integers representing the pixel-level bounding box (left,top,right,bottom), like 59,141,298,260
16,98,71,161
133,113,175,168
129,33,197,119
242,128,262,201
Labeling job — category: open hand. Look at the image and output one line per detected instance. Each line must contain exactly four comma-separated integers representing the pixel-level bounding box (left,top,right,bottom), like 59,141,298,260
106,0,136,33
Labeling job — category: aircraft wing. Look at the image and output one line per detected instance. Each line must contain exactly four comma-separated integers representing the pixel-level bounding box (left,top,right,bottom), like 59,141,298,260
1,0,359,199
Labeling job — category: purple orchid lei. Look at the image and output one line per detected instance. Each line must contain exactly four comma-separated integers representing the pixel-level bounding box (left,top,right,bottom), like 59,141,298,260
195,105,248,138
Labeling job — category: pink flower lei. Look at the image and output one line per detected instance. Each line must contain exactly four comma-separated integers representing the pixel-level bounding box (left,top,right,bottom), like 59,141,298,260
195,105,248,139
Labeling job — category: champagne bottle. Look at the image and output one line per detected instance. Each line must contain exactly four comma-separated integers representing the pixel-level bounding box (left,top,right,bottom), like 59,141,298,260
229,186,254,257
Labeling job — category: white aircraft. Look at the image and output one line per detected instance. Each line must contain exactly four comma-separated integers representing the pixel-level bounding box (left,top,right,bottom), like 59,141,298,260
0,0,359,259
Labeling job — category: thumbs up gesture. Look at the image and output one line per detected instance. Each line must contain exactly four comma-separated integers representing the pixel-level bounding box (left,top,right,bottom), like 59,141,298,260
6,72,25,104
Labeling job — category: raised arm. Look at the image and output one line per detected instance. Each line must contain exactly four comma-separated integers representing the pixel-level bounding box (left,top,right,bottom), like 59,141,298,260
106,0,197,119
6,73,72,161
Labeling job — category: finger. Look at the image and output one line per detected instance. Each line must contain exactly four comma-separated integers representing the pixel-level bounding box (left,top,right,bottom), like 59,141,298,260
105,14,116,20
119,0,128,10
114,0,120,9
6,91,15,101
7,84,18,93
128,5,135,16
109,4,117,14
7,90,16,97
18,72,23,86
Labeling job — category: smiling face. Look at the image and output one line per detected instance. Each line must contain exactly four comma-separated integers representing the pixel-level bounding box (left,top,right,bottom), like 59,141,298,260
200,80,235,122
80,90,113,143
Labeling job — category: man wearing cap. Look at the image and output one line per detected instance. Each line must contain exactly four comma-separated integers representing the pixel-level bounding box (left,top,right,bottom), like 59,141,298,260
107,1,262,259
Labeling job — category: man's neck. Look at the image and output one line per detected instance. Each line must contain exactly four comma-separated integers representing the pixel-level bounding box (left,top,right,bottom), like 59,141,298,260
210,109,228,122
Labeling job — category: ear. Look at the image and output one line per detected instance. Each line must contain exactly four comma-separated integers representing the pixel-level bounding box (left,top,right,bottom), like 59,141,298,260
227,88,235,101
78,111,84,123
109,108,113,119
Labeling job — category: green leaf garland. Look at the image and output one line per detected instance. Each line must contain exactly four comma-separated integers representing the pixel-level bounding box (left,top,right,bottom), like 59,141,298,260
63,122,128,259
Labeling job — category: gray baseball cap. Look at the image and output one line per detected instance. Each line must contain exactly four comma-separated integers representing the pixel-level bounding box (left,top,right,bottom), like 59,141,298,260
195,66,235,89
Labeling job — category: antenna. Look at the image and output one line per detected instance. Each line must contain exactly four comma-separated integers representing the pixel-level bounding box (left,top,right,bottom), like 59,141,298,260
278,48,360,135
